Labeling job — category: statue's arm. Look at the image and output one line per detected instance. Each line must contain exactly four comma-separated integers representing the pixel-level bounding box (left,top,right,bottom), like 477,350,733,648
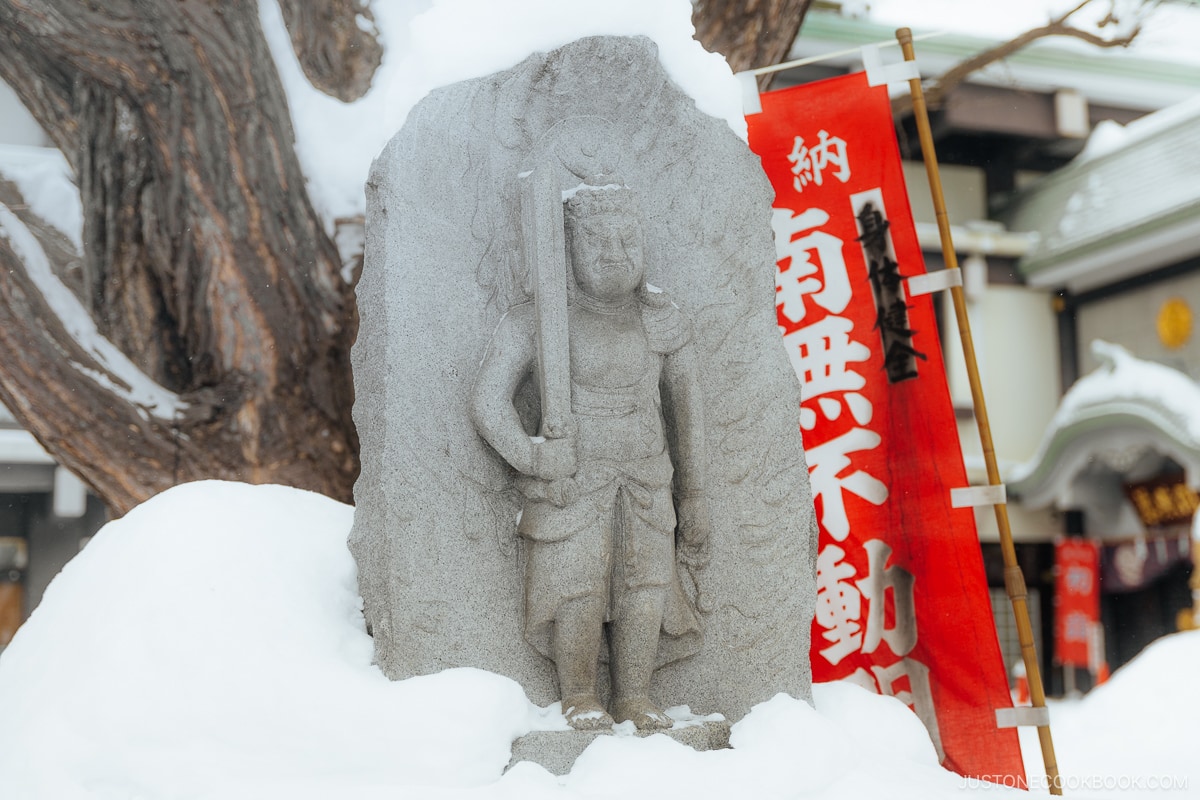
470,308,539,475
470,307,576,481
663,338,711,567
662,340,705,496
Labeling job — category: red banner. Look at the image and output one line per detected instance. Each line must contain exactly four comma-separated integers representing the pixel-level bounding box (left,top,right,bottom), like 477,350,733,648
746,72,1024,782
1055,537,1101,667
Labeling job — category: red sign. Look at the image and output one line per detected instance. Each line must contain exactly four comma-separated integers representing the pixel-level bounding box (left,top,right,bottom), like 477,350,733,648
746,72,1025,783
1055,537,1100,667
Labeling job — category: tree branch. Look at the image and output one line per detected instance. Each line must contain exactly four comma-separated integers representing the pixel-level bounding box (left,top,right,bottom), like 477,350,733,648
693,0,814,90
0,178,214,511
892,0,1144,119
0,0,360,511
277,0,383,102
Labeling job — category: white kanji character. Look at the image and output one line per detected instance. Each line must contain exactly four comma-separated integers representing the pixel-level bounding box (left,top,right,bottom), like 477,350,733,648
788,136,815,192
1063,611,1091,643
857,539,917,657
772,207,851,324
1064,565,1093,595
787,130,851,193
806,428,889,541
780,316,872,429
816,544,862,665
872,658,946,763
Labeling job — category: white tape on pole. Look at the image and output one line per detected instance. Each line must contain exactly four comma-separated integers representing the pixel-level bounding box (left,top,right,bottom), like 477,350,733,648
861,44,920,87
736,71,763,116
996,706,1050,729
906,268,963,297
951,484,1007,508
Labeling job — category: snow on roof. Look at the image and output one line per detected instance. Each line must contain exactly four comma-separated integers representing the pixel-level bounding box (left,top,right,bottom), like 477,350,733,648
790,9,1200,111
1004,95,1200,291
1043,341,1200,440
1076,92,1200,163
1009,341,1200,506
0,428,53,466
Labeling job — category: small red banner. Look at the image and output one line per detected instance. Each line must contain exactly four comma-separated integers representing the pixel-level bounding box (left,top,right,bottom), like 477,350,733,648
746,72,1025,782
1055,537,1101,667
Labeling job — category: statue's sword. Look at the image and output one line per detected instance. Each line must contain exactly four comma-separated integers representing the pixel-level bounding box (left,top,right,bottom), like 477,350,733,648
520,161,573,441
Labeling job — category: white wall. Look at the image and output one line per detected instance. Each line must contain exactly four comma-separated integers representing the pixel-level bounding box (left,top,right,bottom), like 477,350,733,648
945,285,1062,464
904,161,1064,542
1077,271,1200,380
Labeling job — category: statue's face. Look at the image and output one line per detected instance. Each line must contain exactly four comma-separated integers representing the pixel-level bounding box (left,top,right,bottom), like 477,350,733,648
567,210,645,302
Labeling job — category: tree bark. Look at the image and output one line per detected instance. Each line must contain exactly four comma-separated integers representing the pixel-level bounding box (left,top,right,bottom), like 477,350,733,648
278,0,383,102
0,0,370,514
0,0,805,515
692,0,813,89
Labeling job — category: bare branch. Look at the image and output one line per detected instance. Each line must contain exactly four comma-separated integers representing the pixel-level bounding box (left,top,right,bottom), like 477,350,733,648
892,2,1144,119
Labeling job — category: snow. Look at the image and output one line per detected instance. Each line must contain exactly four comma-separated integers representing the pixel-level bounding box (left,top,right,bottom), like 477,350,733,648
562,182,626,201
1010,340,1200,486
0,143,82,251
0,480,1025,800
1055,341,1200,439
0,204,187,421
1018,630,1200,798
258,0,745,230
1,479,1195,798
1075,92,1200,163
1006,341,1200,521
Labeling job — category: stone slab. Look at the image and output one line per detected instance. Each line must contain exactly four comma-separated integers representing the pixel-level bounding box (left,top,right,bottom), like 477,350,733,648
509,720,731,776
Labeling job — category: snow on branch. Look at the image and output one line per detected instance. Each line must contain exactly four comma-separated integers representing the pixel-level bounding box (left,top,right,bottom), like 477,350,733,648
0,202,186,421
0,144,82,252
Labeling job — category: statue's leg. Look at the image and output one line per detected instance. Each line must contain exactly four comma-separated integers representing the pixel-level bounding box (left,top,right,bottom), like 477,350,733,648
609,585,672,730
555,593,613,730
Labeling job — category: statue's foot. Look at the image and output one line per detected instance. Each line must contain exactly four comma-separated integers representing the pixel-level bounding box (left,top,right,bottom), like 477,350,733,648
612,696,673,731
562,694,614,731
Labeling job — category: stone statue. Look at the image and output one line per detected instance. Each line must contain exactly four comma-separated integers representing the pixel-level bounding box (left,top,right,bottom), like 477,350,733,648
349,36,818,742
470,176,708,730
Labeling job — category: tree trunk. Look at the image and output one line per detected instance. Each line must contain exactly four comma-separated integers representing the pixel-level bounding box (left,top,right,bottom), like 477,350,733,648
0,0,802,516
693,0,813,89
0,0,366,514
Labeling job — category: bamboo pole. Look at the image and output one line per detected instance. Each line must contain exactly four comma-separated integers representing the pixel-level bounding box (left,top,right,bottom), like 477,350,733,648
895,27,1063,795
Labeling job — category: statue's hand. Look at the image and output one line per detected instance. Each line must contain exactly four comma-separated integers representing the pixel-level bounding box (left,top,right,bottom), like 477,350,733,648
545,478,579,508
532,436,577,481
676,494,711,569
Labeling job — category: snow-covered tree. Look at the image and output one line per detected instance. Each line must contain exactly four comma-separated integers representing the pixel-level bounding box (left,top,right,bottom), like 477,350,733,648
0,0,813,514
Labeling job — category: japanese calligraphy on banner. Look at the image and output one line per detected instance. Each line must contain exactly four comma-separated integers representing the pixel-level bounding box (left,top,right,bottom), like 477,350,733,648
746,72,1024,782
1055,537,1100,667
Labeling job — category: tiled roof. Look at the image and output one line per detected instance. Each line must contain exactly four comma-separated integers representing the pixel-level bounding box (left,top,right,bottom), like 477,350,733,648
1005,95,1200,291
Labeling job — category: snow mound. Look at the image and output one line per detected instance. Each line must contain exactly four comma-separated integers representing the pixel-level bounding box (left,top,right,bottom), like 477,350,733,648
0,481,1002,799
1022,630,1200,795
